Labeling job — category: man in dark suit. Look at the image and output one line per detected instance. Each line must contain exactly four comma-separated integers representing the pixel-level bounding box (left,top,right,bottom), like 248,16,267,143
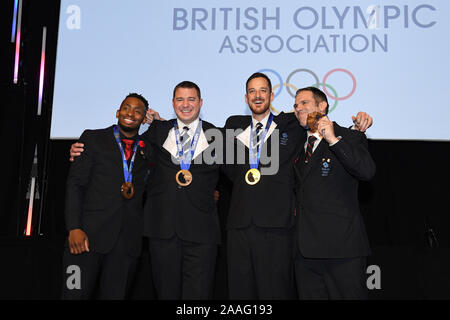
293,86,376,299
224,73,302,299
141,81,221,299
224,73,373,299
62,93,149,299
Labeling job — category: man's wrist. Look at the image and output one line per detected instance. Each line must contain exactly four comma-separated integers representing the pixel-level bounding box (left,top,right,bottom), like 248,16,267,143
329,136,342,146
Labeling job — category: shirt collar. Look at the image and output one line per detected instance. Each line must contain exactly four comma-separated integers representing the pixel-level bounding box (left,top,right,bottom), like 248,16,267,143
176,117,200,134
307,130,322,141
118,130,138,141
251,112,271,128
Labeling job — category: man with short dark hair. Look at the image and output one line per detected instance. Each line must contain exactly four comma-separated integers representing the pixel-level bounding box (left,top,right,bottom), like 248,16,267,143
224,73,373,299
141,81,221,299
62,93,149,299
293,87,375,299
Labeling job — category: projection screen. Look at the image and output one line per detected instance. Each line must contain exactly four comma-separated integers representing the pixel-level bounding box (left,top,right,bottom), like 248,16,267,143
51,0,450,141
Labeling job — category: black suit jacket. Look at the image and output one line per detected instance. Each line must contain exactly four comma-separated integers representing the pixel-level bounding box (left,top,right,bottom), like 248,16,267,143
294,122,376,259
65,125,148,257
224,112,305,229
141,119,221,245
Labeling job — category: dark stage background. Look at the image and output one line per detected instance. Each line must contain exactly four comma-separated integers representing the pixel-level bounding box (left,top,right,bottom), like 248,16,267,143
1,1,450,300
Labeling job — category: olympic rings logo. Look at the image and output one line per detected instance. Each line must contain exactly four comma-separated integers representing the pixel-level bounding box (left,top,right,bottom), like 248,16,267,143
257,68,357,114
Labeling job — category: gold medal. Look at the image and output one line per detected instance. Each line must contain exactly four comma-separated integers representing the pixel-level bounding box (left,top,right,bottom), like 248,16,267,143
245,168,261,185
121,182,135,199
176,169,193,186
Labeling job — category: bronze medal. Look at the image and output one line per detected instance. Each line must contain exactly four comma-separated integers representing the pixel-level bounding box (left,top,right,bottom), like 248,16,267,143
121,182,135,199
176,169,193,186
245,168,261,185
307,111,325,133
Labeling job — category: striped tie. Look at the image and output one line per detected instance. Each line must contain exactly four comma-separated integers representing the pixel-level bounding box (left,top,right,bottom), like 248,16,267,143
180,126,190,158
305,135,317,163
252,122,264,154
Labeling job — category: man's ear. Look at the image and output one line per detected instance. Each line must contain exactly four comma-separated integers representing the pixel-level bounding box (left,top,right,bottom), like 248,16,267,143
141,112,147,124
318,101,327,114
116,110,120,119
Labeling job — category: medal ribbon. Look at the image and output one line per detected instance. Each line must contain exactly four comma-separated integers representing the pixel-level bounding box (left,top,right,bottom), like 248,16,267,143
113,125,139,183
174,120,202,171
249,113,274,170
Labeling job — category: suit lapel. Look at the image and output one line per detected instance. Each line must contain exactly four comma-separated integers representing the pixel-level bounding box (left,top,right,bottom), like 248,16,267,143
303,139,328,181
107,126,126,170
301,123,339,181
296,138,328,183
294,145,306,181
133,140,148,171
162,119,177,158
236,118,252,148
264,119,277,142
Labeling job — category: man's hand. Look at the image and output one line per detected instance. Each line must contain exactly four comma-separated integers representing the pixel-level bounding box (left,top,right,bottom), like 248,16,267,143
69,142,84,162
214,190,220,202
145,108,164,124
68,228,89,255
352,112,373,132
318,116,339,145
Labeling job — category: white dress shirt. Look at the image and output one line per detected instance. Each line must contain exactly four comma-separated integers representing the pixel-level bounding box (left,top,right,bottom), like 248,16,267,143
237,113,277,148
163,117,209,160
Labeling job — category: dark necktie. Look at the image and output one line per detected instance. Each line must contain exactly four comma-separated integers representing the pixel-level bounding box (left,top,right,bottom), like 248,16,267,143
305,135,317,164
122,139,134,161
180,126,190,158
254,122,263,152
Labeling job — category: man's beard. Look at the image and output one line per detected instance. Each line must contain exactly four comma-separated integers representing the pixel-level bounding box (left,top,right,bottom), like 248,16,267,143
250,102,270,114
118,122,137,132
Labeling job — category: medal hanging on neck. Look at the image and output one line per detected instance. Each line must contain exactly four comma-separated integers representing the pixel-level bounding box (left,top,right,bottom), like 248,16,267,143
174,120,202,187
245,113,273,185
113,125,139,199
